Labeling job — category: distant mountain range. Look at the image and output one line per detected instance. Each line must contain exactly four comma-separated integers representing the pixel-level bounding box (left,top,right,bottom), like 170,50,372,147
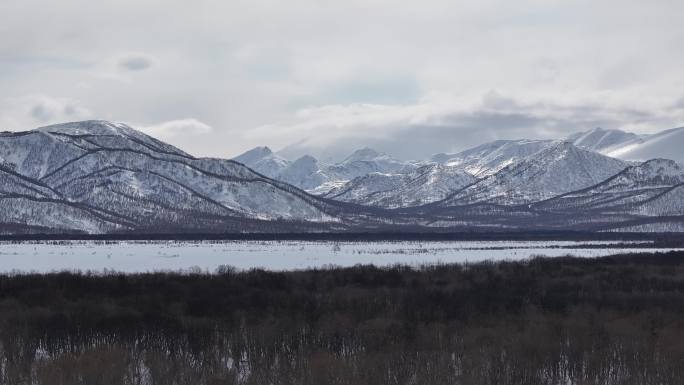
1,120,683,234
234,126,684,206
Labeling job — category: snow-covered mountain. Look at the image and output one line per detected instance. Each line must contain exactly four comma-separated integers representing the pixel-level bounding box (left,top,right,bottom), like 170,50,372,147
604,127,684,163
440,141,629,206
225,126,684,231
432,139,553,177
324,148,416,181
567,126,684,164
247,125,684,208
0,163,120,233
525,158,684,232
568,127,641,153
534,158,684,214
2,120,684,234
0,121,368,234
232,146,290,178
277,155,331,190
233,146,416,193
575,158,684,192
325,164,476,208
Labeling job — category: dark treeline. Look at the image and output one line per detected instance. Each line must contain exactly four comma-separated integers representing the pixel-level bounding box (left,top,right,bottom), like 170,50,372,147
2,252,684,384
2,230,684,246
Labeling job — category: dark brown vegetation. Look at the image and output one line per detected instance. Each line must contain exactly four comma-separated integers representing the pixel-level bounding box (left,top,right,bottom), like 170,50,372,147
1,251,684,384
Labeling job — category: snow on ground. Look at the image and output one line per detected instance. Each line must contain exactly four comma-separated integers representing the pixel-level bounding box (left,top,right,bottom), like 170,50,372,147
0,240,678,273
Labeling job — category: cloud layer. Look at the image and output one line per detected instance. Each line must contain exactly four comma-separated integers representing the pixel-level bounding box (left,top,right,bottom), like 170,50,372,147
266,90,684,160
140,118,213,138
1,0,682,158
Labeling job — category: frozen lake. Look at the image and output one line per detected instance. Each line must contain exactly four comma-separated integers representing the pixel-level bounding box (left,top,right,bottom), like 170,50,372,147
0,240,680,273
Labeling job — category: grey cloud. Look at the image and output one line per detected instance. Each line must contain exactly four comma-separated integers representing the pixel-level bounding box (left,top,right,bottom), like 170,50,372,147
118,54,154,71
29,98,86,123
269,92,676,161
276,116,571,162
30,103,55,122
0,96,92,130
63,103,77,116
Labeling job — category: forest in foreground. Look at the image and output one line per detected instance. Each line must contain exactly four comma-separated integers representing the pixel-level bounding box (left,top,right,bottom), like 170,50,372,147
1,252,684,385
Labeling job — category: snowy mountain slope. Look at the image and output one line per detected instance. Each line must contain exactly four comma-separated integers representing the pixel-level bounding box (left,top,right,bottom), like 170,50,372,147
564,126,684,163
20,120,194,174
439,142,629,206
605,127,684,163
577,184,684,233
38,140,337,223
0,196,124,234
565,158,684,196
232,146,290,178
325,172,405,202
54,167,239,222
306,180,352,196
432,139,553,177
326,164,477,208
630,184,684,217
533,159,684,214
233,146,424,195
277,155,331,190
324,148,416,181
238,125,684,206
0,131,89,180
567,127,641,153
0,163,130,233
3,119,684,234
0,121,382,233
0,166,60,199
233,147,336,191
38,120,191,157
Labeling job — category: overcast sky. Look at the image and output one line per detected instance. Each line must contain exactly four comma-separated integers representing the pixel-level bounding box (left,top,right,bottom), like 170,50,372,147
1,0,683,160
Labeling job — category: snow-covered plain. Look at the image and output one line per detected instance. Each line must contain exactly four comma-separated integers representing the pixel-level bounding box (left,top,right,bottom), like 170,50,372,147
0,240,678,273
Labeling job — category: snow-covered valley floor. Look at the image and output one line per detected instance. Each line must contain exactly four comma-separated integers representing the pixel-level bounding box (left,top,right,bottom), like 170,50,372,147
0,240,679,273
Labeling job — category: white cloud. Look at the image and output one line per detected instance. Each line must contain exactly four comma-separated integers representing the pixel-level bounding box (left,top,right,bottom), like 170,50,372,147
139,119,213,138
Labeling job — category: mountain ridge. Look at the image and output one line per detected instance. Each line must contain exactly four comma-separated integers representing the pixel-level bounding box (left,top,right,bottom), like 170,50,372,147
439,141,629,206
0,121,384,233
1,120,684,234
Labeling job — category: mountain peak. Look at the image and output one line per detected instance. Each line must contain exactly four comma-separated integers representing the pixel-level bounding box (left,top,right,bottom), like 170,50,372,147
535,141,621,165
37,120,138,137
293,154,318,165
344,147,383,162
249,146,273,156
568,127,639,153
441,139,628,206
31,120,192,159
588,127,608,133
233,146,274,163
232,146,290,178
277,155,328,190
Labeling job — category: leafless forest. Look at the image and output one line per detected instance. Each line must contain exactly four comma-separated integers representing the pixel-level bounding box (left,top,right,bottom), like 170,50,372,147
1,252,684,384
